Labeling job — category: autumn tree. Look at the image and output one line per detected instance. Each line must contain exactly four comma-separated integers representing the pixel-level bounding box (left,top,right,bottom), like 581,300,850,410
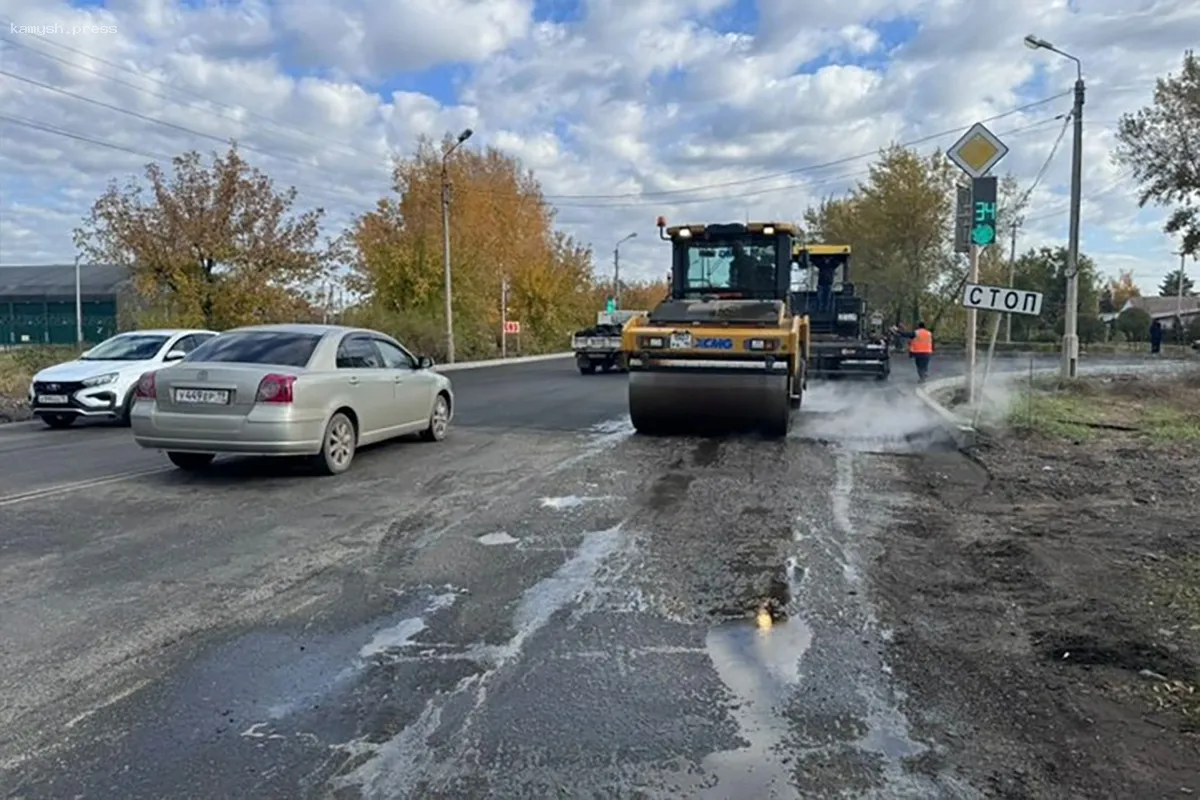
74,144,330,329
1158,268,1195,297
343,134,596,360
802,146,957,325
1113,50,1200,255
611,279,670,312
1099,268,1141,312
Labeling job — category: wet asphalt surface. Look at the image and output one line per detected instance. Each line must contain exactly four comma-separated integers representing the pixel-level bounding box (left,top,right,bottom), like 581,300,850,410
0,350,1171,798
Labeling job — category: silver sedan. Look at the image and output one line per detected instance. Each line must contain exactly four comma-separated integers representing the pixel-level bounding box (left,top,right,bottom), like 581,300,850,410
130,323,454,474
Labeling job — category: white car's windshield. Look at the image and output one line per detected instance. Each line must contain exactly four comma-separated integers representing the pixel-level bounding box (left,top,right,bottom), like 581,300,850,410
79,335,170,361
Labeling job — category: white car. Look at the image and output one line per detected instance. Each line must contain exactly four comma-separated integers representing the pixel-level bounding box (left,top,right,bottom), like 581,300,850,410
28,328,218,428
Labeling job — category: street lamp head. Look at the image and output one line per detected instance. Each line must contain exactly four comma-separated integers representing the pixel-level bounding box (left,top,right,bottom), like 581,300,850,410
457,128,474,143
1023,34,1051,50
628,232,637,239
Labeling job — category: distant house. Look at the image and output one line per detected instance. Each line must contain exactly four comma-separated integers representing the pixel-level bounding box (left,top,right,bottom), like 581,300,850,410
1101,295,1200,329
0,263,132,345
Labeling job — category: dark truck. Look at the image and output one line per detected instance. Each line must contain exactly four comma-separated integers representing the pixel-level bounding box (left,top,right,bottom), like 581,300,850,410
790,244,890,380
570,310,645,374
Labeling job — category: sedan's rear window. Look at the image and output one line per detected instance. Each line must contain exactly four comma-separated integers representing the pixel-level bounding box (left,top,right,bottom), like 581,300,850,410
184,332,322,368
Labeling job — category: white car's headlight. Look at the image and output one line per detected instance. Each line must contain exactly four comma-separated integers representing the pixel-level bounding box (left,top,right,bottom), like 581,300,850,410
82,372,118,387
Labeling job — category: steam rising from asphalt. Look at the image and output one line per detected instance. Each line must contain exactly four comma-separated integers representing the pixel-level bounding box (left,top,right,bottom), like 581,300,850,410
956,359,1199,430
795,381,954,452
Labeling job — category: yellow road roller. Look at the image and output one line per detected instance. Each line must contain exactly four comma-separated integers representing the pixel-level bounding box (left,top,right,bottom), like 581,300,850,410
621,218,811,437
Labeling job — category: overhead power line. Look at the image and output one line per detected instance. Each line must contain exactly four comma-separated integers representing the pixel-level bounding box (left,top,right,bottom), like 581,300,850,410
0,113,380,211
0,34,1151,218
0,24,376,162
544,93,1072,200
550,116,1070,208
0,24,1090,203
1010,111,1073,221
0,67,323,172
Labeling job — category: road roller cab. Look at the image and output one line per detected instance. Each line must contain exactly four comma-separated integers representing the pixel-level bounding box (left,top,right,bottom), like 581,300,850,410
621,219,810,438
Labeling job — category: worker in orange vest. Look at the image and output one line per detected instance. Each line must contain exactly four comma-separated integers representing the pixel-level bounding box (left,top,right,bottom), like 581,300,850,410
892,321,934,383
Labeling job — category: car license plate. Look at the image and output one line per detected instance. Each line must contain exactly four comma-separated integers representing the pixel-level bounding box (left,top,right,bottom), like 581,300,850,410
37,394,67,404
842,348,857,355
670,332,692,349
173,388,230,405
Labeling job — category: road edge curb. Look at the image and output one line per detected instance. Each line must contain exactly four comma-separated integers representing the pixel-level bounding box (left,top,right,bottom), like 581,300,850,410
914,377,977,449
434,352,573,372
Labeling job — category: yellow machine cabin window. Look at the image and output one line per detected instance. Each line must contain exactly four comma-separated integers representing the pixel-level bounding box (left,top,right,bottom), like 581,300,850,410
684,237,778,297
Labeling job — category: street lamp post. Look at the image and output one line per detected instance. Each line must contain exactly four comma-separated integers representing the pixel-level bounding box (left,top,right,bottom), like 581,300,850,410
441,127,474,364
1025,34,1084,379
73,254,83,346
613,232,636,308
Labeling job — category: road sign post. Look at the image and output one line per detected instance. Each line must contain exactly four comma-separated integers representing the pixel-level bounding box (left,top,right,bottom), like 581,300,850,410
500,276,510,359
962,282,1044,427
948,122,1009,406
954,184,972,254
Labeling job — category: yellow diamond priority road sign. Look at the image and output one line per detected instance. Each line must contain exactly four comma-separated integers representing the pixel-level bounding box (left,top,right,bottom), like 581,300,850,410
948,122,1009,178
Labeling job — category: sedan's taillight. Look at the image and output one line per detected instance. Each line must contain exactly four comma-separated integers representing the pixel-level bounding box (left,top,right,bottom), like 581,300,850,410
255,374,296,403
134,371,156,399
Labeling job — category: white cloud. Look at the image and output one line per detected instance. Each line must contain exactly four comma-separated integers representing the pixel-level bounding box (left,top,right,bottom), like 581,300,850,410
0,0,1196,296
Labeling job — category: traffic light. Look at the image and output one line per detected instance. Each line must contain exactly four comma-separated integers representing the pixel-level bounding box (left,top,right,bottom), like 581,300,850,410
971,176,997,248
605,297,616,312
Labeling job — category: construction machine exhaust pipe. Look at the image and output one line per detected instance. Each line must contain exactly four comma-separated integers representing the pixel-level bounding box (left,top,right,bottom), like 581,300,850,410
628,370,792,437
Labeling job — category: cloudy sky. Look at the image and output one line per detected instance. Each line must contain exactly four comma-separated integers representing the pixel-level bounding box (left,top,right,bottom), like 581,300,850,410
0,0,1196,294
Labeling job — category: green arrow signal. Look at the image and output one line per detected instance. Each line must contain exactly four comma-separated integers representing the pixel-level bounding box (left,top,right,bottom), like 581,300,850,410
971,224,995,246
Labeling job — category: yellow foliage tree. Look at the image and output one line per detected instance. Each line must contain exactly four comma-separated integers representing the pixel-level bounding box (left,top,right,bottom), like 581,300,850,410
1109,269,1142,308
74,144,330,330
343,135,598,360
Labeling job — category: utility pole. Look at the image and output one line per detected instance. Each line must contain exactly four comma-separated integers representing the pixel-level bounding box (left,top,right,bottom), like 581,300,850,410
965,244,980,403
1175,248,1187,344
1006,223,1018,343
1063,79,1084,378
1025,34,1083,378
500,275,509,359
614,232,636,309
440,128,474,364
73,254,83,345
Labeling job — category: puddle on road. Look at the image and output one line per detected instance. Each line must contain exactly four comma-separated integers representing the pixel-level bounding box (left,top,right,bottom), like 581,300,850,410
539,495,615,511
476,531,519,546
699,615,814,799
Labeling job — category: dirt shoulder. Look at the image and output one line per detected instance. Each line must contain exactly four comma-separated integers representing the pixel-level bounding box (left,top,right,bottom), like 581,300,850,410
876,373,1200,797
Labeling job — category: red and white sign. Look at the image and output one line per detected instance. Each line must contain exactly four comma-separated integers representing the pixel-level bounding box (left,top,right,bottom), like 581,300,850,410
503,320,521,334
